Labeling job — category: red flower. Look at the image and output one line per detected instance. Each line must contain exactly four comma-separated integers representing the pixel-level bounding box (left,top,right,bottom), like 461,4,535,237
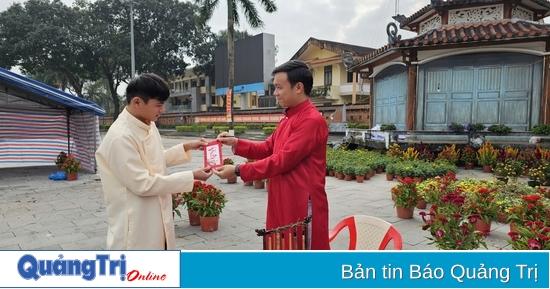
527,239,542,250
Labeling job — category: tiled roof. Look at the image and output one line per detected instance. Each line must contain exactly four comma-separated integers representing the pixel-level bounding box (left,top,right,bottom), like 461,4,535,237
399,0,550,28
290,37,375,60
350,19,550,70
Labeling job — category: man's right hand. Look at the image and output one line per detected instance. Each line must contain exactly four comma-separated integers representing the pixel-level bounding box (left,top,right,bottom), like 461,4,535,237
192,166,213,181
216,132,238,147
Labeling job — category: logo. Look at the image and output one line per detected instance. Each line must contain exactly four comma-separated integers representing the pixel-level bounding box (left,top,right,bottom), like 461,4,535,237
17,254,167,282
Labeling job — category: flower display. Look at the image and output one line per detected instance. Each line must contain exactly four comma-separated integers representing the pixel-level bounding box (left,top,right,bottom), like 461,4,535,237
460,146,477,164
223,158,234,165
61,154,82,173
476,141,498,166
172,193,185,218
435,144,460,164
420,190,488,250
508,221,550,250
55,151,68,168
493,159,524,180
391,178,421,208
189,181,227,217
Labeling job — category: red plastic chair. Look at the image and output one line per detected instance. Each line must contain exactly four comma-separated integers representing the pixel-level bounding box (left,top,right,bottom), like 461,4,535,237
329,215,403,250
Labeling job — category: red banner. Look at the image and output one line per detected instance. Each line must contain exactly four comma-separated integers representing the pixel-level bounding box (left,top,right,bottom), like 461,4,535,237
226,89,232,123
197,114,284,124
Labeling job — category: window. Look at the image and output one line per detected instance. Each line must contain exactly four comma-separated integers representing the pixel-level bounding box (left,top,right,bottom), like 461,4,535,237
201,96,206,104
347,72,358,83
251,95,257,106
200,78,205,86
324,66,332,86
211,95,217,105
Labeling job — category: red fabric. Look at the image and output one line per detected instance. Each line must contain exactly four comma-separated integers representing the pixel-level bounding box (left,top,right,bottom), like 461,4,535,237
236,99,330,250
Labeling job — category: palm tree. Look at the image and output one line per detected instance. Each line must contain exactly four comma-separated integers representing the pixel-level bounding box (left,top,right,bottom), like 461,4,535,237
195,0,277,129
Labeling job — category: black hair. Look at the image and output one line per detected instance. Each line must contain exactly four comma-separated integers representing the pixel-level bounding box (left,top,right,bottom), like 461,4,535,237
271,60,313,96
126,73,170,104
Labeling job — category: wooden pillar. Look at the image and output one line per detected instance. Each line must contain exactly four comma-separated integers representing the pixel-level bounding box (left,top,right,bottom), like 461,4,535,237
406,64,418,130
542,54,550,124
369,75,374,129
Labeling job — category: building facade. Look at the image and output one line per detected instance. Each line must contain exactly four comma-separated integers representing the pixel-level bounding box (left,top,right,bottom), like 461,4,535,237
350,0,550,131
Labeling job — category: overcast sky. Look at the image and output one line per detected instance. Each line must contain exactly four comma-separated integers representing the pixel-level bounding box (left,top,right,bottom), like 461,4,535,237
0,0,426,67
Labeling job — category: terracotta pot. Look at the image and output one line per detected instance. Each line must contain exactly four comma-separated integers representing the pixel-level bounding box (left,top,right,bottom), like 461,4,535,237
465,163,474,170
188,209,201,226
395,206,414,219
344,174,353,181
356,176,364,183
482,165,492,173
415,200,427,209
396,175,404,182
364,173,371,180
376,167,383,174
413,177,423,183
227,177,237,184
243,181,253,186
336,173,344,180
200,215,219,232
510,222,517,233
254,180,265,189
475,219,492,236
386,173,394,181
66,172,78,181
328,171,335,177
497,212,508,224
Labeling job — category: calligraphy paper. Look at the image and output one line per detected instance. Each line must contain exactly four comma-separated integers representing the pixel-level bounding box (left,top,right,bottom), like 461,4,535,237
203,141,223,168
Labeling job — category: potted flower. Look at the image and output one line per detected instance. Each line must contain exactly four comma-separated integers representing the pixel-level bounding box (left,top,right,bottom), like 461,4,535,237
223,158,237,184
477,141,498,172
507,194,550,230
462,186,499,235
182,180,207,226
528,161,547,187
61,154,82,181
190,182,227,232
55,151,67,171
466,123,486,132
435,144,460,165
508,221,550,250
380,123,397,131
447,122,465,132
354,165,371,183
493,159,524,183
391,178,420,219
460,146,477,169
172,193,185,219
420,190,488,250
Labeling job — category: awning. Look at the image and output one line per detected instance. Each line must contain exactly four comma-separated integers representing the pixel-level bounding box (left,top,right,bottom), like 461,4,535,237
0,67,105,116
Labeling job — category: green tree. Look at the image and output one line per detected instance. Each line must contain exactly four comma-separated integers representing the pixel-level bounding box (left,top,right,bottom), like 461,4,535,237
195,0,277,128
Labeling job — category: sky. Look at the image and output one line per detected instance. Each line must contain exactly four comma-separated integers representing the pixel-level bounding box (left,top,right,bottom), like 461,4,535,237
0,0,426,67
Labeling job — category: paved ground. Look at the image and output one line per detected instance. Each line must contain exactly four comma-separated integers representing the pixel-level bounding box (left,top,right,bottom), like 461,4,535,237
0,134,517,251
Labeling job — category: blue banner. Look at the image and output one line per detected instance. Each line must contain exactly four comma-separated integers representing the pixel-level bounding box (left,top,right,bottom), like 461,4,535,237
179,251,548,288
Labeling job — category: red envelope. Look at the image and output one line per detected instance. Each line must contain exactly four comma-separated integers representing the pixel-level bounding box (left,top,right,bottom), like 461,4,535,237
203,141,223,168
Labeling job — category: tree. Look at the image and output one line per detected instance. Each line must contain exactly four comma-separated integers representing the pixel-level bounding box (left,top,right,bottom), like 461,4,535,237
0,0,98,98
195,0,277,129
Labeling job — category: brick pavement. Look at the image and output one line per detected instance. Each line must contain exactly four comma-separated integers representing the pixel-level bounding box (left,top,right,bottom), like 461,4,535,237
0,135,515,250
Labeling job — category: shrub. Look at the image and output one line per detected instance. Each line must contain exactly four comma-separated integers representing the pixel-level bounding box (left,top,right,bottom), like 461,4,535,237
357,123,370,129
487,124,512,134
531,124,550,135
212,125,229,133
175,125,206,132
380,123,396,131
234,125,247,134
263,127,276,135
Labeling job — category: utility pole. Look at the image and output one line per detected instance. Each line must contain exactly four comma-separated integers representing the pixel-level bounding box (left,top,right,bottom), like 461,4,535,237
121,0,136,78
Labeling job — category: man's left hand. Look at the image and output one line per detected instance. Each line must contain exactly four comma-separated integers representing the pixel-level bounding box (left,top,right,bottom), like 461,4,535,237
183,138,208,151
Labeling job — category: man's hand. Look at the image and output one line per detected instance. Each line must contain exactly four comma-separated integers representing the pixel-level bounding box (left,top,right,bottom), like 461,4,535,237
216,132,238,147
184,138,208,151
213,165,236,179
192,166,213,181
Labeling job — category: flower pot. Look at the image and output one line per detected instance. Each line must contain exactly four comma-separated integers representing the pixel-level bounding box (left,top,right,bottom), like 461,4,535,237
395,175,403,182
415,200,427,209
475,219,492,236
413,177,423,183
509,222,517,233
364,172,372,180
356,175,364,183
465,163,474,170
336,173,344,180
386,173,394,181
188,209,201,226
482,165,492,173
527,180,540,188
227,177,237,184
376,167,383,174
395,206,414,219
344,174,353,181
497,212,508,224
243,181,253,186
328,171,334,177
200,215,219,232
254,180,265,189
66,172,78,181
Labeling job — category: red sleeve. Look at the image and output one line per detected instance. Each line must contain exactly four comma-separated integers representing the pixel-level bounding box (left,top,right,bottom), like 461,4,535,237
233,134,274,160
238,119,324,182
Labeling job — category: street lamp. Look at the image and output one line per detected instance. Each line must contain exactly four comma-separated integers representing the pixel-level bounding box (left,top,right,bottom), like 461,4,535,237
189,97,193,125
120,0,136,78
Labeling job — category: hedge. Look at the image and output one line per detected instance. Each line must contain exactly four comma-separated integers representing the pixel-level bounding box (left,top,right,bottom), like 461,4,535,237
175,125,206,132
263,127,276,135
